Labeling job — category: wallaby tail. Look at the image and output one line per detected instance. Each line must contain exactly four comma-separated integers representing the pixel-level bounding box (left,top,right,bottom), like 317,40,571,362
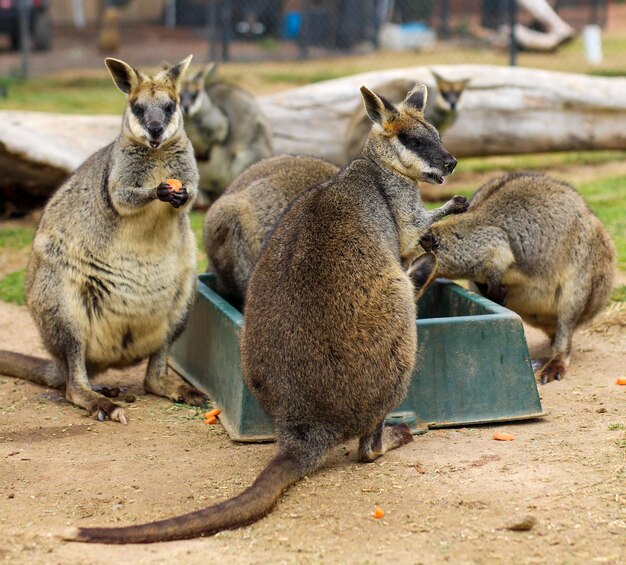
0,350,63,388
63,451,304,544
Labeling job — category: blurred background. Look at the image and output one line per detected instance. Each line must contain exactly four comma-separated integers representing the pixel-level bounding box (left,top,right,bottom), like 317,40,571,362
0,0,622,105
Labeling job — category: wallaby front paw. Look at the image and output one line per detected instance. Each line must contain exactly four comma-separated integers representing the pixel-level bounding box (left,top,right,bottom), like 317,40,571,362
172,384,209,407
450,195,469,214
419,231,439,252
156,182,189,208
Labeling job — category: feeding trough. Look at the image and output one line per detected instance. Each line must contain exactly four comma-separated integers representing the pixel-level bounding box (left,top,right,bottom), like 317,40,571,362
169,274,545,442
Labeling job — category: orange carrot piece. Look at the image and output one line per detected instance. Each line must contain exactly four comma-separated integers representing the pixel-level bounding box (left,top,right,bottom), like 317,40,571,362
373,506,384,519
204,408,221,419
204,416,218,425
617,378,626,385
492,432,515,441
166,178,183,191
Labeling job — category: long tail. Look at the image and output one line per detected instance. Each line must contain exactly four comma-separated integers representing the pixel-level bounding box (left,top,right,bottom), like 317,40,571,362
0,350,64,388
63,451,304,544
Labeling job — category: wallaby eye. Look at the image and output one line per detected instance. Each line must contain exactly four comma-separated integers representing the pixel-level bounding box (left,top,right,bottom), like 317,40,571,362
398,133,421,151
132,104,145,118
165,101,176,114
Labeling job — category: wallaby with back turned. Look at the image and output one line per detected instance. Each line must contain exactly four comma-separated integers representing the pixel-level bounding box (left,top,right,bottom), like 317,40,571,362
421,172,616,383
205,152,469,306
65,82,468,543
0,56,208,423
179,62,273,201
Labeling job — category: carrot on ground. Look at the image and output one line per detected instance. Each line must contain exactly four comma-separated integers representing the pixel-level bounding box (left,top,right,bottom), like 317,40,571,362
203,408,221,419
373,506,384,519
204,416,218,425
617,378,626,385
492,432,515,441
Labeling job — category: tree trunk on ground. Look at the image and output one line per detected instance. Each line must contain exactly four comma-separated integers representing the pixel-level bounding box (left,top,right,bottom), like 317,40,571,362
1,65,625,215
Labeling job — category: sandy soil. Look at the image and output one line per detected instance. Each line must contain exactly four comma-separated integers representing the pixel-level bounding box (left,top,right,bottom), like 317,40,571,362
0,290,624,564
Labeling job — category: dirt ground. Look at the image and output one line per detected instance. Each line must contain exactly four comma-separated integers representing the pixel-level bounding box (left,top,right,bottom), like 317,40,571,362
0,281,624,564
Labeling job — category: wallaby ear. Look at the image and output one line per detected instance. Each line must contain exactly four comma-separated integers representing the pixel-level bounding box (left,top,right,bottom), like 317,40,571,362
167,54,193,88
105,58,139,95
407,252,438,299
403,83,428,113
360,86,398,127
202,62,218,81
430,69,444,84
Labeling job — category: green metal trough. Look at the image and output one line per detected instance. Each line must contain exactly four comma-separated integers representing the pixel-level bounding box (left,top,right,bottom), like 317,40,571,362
170,274,545,442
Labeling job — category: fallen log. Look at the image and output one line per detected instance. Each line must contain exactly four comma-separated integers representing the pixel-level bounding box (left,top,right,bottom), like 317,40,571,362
1,65,626,214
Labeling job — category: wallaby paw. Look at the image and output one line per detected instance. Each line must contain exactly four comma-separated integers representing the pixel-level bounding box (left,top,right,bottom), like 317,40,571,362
171,384,209,408
90,400,128,425
156,182,189,208
450,195,470,214
538,360,566,385
419,231,439,252
387,423,414,448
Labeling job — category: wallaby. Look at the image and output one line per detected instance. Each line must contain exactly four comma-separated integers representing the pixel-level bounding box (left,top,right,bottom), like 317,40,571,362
179,62,273,201
204,154,340,306
0,56,208,424
64,83,468,543
345,70,469,162
421,172,616,384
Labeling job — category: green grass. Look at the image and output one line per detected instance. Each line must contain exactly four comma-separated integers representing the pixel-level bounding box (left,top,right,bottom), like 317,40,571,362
612,285,626,303
0,270,26,306
577,176,626,270
0,226,36,249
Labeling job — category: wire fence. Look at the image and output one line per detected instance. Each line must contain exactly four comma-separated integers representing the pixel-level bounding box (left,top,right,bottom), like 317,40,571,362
0,0,621,81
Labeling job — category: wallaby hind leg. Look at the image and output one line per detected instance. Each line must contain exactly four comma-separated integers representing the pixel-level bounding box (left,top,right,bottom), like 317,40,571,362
358,420,414,463
63,347,128,424
538,314,576,384
144,346,208,406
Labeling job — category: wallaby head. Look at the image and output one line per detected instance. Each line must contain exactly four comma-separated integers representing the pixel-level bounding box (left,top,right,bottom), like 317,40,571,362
180,62,217,117
361,83,457,185
105,55,192,150
430,70,469,112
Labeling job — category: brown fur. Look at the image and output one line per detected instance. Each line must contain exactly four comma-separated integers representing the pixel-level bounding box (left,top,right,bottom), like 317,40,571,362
0,56,208,424
203,155,340,306
424,172,616,383
64,83,466,544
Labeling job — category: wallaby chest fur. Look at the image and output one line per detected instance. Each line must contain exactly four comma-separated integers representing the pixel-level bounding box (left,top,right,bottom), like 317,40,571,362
27,140,197,367
428,172,616,382
204,154,340,305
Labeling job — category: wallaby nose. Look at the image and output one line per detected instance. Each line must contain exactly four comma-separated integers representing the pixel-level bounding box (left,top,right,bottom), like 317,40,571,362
148,123,164,139
444,157,457,174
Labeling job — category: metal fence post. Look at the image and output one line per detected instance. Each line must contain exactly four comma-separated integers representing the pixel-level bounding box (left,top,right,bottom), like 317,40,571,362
18,0,31,79
508,0,517,66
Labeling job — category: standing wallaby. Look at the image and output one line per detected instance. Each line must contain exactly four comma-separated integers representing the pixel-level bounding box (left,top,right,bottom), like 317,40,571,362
179,62,273,201
204,154,340,306
345,70,469,162
0,56,208,424
421,172,616,384
65,83,468,543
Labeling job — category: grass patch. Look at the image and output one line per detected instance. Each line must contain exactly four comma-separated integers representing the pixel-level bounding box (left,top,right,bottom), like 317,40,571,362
190,210,208,273
577,176,626,270
456,151,626,175
0,226,35,249
612,285,626,303
608,423,625,431
0,270,26,306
